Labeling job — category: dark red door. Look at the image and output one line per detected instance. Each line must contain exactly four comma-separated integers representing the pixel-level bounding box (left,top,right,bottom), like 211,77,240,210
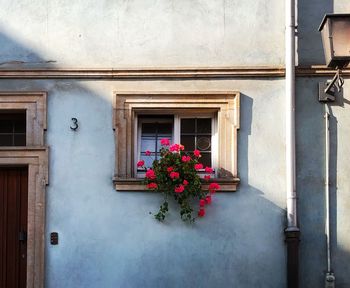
0,167,28,288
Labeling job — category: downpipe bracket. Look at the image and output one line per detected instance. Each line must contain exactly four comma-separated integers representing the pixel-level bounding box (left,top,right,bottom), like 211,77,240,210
325,272,335,288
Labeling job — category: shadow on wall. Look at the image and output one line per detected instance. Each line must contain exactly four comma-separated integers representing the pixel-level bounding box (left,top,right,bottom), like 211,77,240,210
0,29,288,288
296,77,350,288
0,29,57,68
327,93,350,288
297,0,333,66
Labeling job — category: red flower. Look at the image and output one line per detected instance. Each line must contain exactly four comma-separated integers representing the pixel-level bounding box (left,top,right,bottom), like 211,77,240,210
160,138,170,146
194,163,203,170
145,169,156,180
169,171,180,179
147,182,158,189
205,195,212,204
183,179,189,185
174,184,185,193
204,175,211,181
181,155,191,162
209,182,220,193
170,144,181,152
199,199,206,207
198,208,205,217
167,167,174,172
179,144,185,151
205,166,214,173
145,150,151,156
193,150,201,157
137,160,145,167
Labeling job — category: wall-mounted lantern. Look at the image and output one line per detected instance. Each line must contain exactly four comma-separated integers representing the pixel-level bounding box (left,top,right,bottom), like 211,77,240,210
318,14,350,102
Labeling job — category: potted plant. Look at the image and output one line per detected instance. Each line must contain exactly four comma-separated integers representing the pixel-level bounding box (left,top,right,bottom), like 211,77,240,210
136,139,220,222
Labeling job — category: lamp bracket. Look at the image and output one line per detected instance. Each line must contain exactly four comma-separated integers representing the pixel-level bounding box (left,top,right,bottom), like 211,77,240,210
319,69,344,102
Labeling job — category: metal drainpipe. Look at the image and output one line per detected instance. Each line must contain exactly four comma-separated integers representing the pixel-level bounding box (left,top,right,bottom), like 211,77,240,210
324,108,336,288
285,0,300,287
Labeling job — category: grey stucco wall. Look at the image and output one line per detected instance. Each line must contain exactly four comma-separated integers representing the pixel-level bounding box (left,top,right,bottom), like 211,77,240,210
0,79,286,287
1,0,350,287
296,78,350,288
0,0,285,67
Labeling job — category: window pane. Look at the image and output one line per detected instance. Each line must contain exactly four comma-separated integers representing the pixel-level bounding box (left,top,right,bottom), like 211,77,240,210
141,137,156,152
140,154,153,168
181,118,195,133
0,135,12,146
200,152,212,167
142,123,157,134
181,135,195,151
197,118,211,133
14,117,26,133
0,120,13,133
197,135,211,151
139,118,173,168
158,123,172,135
14,134,26,146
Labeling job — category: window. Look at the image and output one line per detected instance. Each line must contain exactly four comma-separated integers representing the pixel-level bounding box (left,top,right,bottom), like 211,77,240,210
136,114,216,176
113,92,240,191
0,111,26,146
0,92,47,146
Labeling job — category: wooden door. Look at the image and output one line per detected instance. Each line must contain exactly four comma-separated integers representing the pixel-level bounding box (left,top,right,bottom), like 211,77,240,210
0,167,28,288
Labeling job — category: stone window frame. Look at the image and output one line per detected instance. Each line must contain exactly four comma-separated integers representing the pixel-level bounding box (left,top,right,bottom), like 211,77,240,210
0,91,48,288
113,91,240,191
0,92,47,146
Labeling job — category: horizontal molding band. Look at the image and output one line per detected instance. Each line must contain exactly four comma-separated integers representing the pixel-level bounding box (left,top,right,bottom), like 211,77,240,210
0,66,349,79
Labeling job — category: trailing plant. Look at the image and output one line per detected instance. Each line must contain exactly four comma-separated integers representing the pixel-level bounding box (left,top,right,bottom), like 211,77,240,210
136,139,220,223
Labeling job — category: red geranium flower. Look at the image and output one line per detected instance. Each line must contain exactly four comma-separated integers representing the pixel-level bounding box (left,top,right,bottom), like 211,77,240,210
204,175,211,181
181,155,191,162
145,150,151,156
198,208,205,217
209,182,220,193
170,144,182,152
137,160,145,167
199,199,206,207
167,167,174,172
194,163,203,170
147,182,158,189
160,138,170,146
193,150,201,157
205,166,213,173
169,171,180,179
174,184,185,193
145,169,156,180
183,179,189,185
205,195,212,204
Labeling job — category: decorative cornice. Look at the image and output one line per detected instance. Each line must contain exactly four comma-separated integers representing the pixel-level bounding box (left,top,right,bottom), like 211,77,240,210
0,66,349,79
0,67,284,79
297,66,350,77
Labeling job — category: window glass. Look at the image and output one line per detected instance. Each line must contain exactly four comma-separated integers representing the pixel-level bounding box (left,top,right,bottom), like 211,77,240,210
181,118,212,167
139,116,173,169
0,111,26,146
137,116,213,172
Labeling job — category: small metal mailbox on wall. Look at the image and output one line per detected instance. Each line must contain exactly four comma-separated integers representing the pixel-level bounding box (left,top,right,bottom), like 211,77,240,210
319,14,350,69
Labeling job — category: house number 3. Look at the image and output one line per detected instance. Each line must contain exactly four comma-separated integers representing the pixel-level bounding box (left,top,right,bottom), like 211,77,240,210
70,118,79,131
